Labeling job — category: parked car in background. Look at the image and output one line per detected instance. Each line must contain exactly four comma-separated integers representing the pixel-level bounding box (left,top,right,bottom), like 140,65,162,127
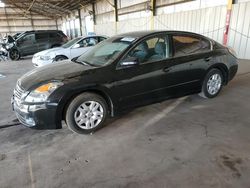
9,30,68,60
12,31,238,134
32,35,107,67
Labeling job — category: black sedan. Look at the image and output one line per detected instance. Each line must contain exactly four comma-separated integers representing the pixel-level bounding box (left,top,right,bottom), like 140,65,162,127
12,31,238,134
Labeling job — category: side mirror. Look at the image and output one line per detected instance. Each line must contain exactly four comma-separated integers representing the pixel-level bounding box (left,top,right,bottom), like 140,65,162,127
71,56,80,62
8,36,15,43
73,43,80,49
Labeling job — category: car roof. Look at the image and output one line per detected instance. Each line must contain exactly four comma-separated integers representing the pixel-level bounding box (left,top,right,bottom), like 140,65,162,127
70,35,108,41
84,35,108,38
115,30,210,40
24,30,63,33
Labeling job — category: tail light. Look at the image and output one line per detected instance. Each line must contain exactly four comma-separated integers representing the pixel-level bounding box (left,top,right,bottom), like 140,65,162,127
63,36,68,42
227,46,237,58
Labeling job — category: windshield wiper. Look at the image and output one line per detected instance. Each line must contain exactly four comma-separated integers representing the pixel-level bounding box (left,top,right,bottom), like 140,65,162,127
71,58,82,64
71,58,97,67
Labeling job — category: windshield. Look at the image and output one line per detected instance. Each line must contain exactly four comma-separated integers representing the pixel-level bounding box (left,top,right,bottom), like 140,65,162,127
15,32,25,40
76,37,135,67
62,37,82,48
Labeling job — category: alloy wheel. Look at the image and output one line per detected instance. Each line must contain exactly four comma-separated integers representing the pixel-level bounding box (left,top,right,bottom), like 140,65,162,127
207,73,222,95
74,101,104,130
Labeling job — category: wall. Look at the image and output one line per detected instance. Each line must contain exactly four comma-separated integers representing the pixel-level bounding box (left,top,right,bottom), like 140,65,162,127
228,2,250,59
55,0,250,59
92,0,250,59
0,6,58,38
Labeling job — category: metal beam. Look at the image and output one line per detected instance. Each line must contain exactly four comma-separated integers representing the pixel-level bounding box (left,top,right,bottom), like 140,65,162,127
78,9,83,36
151,0,156,16
104,0,114,8
114,0,118,22
3,7,10,35
30,13,34,29
92,2,96,25
27,0,36,11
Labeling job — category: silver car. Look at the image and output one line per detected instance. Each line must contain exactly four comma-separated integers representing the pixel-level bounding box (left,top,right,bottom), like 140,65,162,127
32,35,108,67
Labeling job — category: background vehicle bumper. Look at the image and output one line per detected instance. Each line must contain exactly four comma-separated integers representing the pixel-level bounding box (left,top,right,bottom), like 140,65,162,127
32,57,54,67
12,97,59,129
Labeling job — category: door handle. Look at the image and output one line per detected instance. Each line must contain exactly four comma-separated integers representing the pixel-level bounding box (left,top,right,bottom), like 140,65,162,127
163,67,172,72
204,57,212,62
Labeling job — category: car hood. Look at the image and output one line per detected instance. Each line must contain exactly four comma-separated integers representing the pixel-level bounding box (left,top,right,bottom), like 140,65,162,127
19,60,92,90
34,47,65,56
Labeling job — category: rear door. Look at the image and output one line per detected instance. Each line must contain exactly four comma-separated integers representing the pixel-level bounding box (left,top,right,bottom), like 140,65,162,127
36,32,49,52
170,34,212,91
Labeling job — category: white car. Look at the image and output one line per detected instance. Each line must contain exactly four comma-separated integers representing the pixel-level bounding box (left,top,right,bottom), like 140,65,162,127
32,35,107,67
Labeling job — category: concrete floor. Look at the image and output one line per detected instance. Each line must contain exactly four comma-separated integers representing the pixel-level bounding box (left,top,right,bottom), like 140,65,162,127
0,58,250,188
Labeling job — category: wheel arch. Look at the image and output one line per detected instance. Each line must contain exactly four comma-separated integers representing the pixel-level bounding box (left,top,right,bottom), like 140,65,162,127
55,55,68,60
206,63,229,85
57,88,115,128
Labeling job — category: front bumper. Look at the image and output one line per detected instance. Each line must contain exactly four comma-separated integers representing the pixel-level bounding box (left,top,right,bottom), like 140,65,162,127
32,56,54,67
11,96,59,129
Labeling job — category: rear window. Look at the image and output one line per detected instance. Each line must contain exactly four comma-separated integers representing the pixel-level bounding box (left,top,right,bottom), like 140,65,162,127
173,35,210,57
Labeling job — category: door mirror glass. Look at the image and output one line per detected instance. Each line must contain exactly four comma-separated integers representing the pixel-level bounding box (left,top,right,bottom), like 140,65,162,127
120,57,139,67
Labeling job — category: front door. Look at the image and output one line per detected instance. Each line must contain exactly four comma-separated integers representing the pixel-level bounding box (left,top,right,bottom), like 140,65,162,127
17,33,37,55
70,37,98,58
112,34,189,110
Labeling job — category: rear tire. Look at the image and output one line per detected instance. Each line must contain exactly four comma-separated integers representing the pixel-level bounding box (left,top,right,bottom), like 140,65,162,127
199,68,223,98
65,93,108,134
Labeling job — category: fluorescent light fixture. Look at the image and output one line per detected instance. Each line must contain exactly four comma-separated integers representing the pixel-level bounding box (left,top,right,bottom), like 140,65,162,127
0,1,5,8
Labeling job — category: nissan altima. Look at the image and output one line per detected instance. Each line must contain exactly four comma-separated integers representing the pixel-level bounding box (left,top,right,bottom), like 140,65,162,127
12,31,238,134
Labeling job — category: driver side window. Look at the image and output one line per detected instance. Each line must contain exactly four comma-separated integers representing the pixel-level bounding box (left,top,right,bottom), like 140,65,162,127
79,37,98,47
123,35,170,64
20,34,35,44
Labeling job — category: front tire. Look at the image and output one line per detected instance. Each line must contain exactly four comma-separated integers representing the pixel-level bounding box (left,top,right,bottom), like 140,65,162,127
9,49,20,60
199,68,223,98
65,93,108,134
55,56,67,62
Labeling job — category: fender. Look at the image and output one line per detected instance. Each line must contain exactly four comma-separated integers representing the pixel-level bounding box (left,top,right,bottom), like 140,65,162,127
54,84,116,128
205,63,229,84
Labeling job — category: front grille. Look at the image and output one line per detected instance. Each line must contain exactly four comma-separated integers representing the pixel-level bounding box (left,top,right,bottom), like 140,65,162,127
14,82,25,100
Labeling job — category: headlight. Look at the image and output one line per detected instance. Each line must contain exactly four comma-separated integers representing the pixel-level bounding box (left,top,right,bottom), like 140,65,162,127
0,47,5,51
5,44,12,50
40,55,52,61
24,82,63,103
